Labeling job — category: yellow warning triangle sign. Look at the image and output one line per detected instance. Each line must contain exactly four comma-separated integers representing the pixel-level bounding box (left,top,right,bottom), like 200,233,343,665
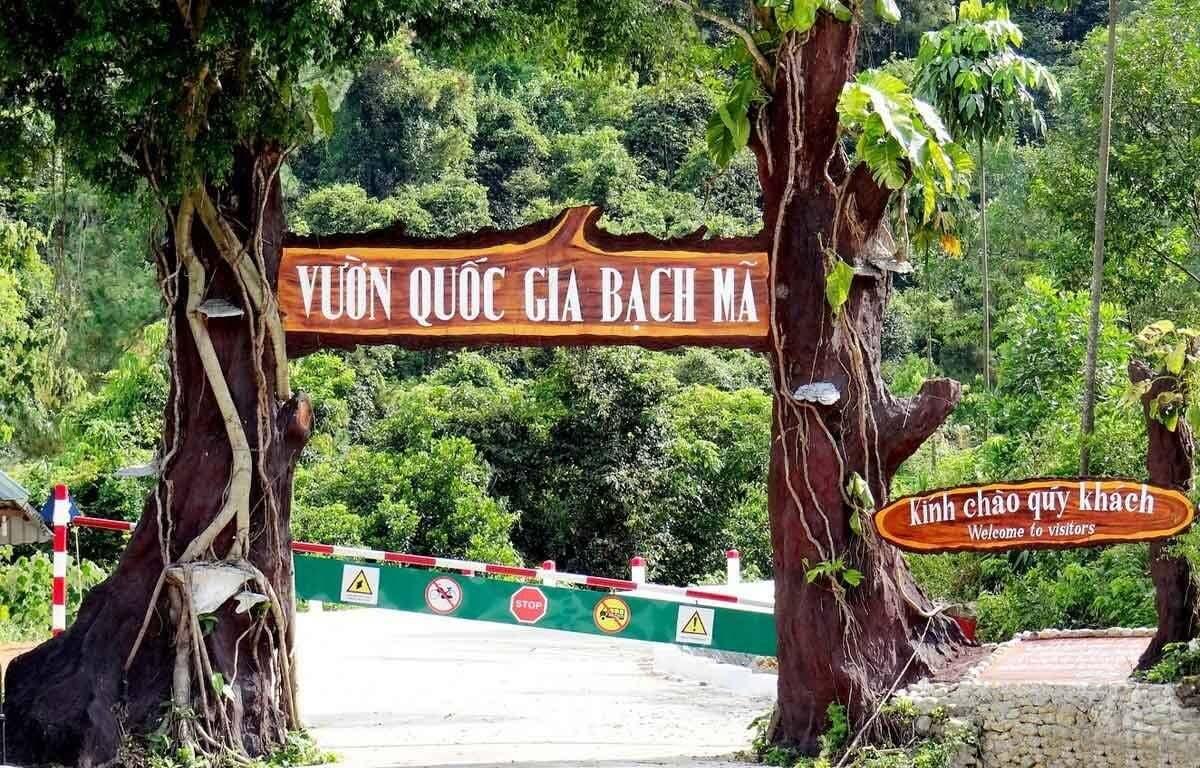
346,569,374,595
681,610,708,636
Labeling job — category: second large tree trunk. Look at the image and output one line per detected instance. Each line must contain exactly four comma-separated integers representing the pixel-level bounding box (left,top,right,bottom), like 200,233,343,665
3,148,312,767
1131,361,1198,669
753,22,966,752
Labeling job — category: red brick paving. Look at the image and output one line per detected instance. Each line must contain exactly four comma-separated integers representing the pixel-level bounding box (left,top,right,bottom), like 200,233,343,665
976,636,1151,684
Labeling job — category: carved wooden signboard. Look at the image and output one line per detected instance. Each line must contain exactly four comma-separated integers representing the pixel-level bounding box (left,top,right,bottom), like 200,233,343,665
280,206,769,351
875,479,1195,553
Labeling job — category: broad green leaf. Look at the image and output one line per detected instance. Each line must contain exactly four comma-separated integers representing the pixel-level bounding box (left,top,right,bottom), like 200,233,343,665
876,0,901,24
849,511,864,537
825,259,855,315
846,471,874,509
1167,339,1187,375
792,0,820,32
912,98,951,143
842,568,864,587
716,103,750,153
706,113,737,167
1188,404,1200,436
312,84,334,138
825,0,853,21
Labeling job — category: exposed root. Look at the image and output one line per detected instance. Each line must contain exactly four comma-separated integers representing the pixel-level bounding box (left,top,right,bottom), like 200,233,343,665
175,192,254,563
194,185,291,401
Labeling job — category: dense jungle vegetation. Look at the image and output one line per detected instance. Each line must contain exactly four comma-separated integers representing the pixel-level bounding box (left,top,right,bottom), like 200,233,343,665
2,0,1198,646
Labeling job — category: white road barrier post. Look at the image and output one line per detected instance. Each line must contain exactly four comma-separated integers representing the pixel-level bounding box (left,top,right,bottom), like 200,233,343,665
726,549,741,586
51,483,70,636
630,555,646,584
539,559,557,587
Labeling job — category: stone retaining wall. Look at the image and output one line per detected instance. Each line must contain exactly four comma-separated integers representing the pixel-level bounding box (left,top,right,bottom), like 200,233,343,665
899,629,1200,768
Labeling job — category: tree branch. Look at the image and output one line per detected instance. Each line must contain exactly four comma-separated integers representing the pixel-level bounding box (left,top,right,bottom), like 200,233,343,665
662,0,774,88
841,163,896,252
879,377,962,478
1149,246,1200,287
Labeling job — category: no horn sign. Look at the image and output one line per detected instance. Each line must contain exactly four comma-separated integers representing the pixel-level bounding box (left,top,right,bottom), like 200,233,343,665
510,586,548,624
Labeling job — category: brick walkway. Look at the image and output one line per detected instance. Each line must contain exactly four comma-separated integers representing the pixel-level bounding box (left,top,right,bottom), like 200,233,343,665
976,635,1151,684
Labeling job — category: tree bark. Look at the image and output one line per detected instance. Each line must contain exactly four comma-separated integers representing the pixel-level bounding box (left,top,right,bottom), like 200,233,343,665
3,147,313,767
1130,361,1198,669
750,21,966,753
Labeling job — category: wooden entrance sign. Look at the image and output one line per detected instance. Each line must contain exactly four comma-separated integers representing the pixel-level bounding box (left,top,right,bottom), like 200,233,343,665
875,478,1195,553
281,206,769,352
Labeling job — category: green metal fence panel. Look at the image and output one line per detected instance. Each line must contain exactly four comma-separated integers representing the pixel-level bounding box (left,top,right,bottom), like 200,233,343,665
294,553,776,656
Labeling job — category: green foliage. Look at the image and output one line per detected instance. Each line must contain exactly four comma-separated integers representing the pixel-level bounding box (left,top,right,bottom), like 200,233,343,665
290,47,763,241
0,1,424,199
13,323,167,563
804,555,865,589
1027,0,1200,327
3,182,162,379
0,215,85,455
296,433,518,565
750,698,976,767
820,703,851,756
825,258,856,315
290,184,409,236
1138,640,1200,684
972,546,1156,641
625,83,714,181
1127,321,1200,433
643,384,773,582
0,545,105,643
895,277,1156,641
990,275,1130,438
914,0,1059,147
704,39,762,168
286,345,773,583
838,70,974,219
295,40,477,199
141,728,337,768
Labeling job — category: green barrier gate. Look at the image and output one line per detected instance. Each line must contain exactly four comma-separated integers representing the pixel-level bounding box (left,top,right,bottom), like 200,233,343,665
293,553,776,656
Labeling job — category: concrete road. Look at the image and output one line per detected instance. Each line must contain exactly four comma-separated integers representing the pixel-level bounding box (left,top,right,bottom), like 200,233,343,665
296,609,770,768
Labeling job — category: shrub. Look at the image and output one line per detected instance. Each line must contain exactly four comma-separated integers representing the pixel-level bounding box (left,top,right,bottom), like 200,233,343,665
0,545,106,642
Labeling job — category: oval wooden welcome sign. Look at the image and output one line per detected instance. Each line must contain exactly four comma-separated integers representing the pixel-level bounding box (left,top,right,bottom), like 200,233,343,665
875,479,1195,553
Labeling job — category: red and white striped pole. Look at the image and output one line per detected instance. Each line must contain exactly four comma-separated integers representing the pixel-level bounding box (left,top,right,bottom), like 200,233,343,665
51,483,70,636
726,549,741,585
539,559,556,587
629,555,646,584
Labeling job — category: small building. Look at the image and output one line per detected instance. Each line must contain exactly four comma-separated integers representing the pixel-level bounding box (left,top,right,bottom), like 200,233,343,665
0,470,52,546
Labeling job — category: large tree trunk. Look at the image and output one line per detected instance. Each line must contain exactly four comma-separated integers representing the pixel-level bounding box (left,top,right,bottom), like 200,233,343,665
1130,361,1198,669
3,147,312,767
751,21,966,752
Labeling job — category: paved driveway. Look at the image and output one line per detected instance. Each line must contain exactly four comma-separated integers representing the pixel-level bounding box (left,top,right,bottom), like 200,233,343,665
296,609,769,768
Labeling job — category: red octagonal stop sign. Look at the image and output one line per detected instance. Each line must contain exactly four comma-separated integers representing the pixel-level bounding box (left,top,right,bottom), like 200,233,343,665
509,585,548,624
